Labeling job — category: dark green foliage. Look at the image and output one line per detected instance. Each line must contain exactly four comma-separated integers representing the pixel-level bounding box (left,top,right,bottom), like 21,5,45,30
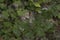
0,0,60,40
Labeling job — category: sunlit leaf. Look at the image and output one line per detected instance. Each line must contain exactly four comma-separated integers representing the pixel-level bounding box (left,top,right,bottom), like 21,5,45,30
33,2,41,7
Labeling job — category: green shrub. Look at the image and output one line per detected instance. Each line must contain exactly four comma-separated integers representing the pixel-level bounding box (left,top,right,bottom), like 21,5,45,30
0,0,60,40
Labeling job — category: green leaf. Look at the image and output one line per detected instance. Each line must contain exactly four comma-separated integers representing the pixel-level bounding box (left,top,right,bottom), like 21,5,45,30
2,10,9,19
33,2,41,7
56,4,60,10
0,3,6,9
3,22,12,27
12,24,21,37
58,13,60,18
17,9,28,16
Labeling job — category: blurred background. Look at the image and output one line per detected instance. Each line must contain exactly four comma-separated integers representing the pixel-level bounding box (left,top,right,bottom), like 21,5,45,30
0,0,60,40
